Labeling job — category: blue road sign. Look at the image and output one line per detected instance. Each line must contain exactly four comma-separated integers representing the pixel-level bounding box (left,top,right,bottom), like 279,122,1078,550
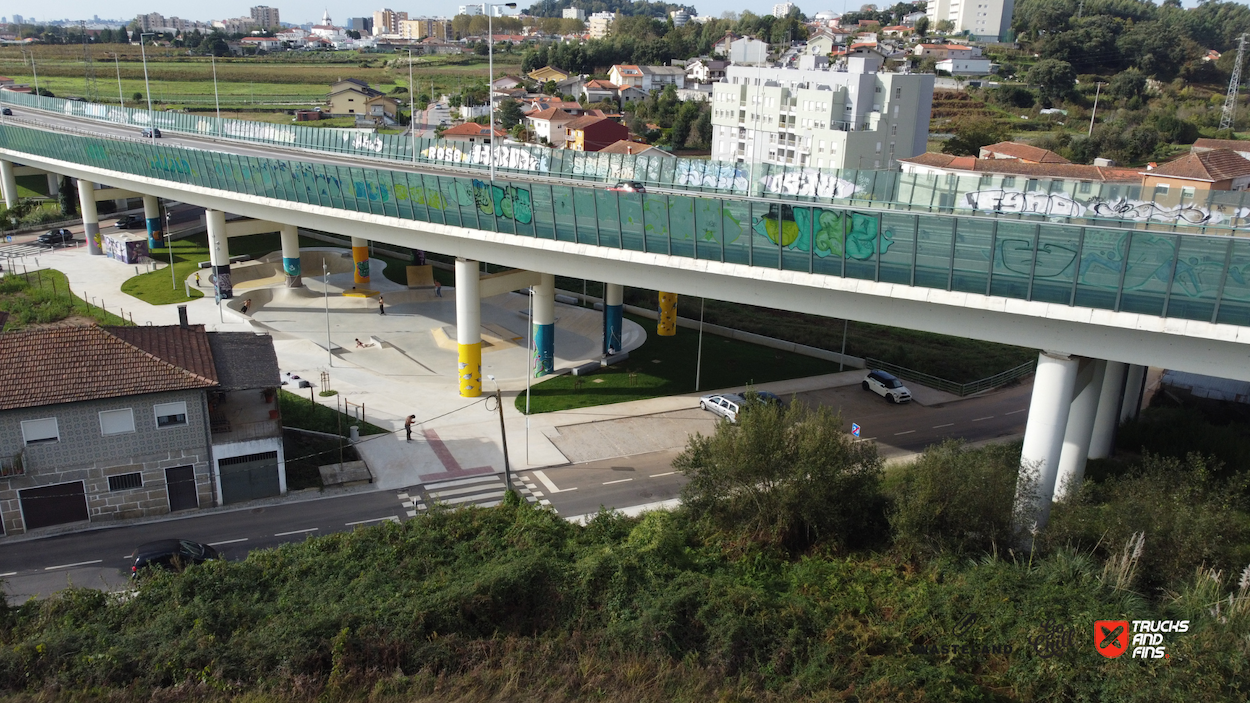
851,423,861,438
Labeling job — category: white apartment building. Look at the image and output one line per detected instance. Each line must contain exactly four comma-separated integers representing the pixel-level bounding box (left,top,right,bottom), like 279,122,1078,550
710,57,935,171
926,0,1015,42
373,9,408,35
562,8,586,21
772,2,798,18
457,5,483,16
588,12,615,39
249,5,280,28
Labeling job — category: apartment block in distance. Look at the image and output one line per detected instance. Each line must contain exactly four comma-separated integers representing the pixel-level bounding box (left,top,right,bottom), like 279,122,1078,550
710,56,935,171
250,5,280,28
926,0,1015,42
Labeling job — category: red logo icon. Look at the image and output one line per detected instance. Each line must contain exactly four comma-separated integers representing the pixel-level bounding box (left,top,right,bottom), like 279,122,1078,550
1095,620,1129,658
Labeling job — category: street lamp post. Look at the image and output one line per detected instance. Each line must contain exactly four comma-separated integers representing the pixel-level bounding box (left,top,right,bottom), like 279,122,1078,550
140,33,155,139
407,48,416,165
211,53,221,122
113,53,124,107
484,2,517,182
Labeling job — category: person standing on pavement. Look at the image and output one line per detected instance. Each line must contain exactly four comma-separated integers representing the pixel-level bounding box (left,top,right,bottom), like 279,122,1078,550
404,415,415,442
434,280,442,298
378,295,385,315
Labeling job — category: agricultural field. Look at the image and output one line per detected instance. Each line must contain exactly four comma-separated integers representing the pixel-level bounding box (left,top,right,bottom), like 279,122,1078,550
0,46,520,114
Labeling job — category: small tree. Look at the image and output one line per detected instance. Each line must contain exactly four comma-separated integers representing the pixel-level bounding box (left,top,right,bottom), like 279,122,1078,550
58,176,77,218
1027,59,1076,106
941,116,1010,156
497,97,523,129
132,92,143,102
914,16,930,37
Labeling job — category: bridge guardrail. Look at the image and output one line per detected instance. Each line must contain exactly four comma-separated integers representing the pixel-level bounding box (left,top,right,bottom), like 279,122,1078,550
864,358,1038,397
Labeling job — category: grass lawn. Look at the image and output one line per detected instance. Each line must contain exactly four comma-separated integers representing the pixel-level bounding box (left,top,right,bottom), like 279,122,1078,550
14,175,49,198
0,268,130,330
278,388,388,436
119,237,208,305
282,430,363,490
516,312,838,414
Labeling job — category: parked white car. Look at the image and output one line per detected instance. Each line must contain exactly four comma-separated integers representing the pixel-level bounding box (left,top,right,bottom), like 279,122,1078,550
862,370,913,403
699,393,745,422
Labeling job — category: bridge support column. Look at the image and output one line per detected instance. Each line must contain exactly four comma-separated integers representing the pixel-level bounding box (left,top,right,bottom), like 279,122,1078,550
142,195,162,251
0,160,16,210
1120,364,1147,423
455,258,481,398
77,179,103,256
45,172,59,197
280,225,302,288
1018,351,1080,529
658,291,678,336
1088,361,1127,460
1054,358,1105,502
604,283,623,355
351,236,370,285
533,273,555,377
206,210,232,299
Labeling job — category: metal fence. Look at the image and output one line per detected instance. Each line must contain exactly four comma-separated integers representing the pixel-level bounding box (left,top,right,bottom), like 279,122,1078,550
2,122,1248,329
865,358,1038,397
5,91,1250,235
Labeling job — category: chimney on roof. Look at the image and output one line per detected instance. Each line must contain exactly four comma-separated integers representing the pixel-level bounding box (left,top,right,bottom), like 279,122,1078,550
177,304,188,329
627,145,632,154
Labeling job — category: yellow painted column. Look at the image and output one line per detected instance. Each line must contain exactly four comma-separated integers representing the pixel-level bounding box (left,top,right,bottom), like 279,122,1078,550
455,258,482,397
351,236,370,285
658,291,678,336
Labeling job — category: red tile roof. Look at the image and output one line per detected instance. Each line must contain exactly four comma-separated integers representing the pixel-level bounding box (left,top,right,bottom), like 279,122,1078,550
0,325,218,411
598,139,665,155
565,115,613,130
1191,138,1250,153
441,122,506,138
1146,148,1250,182
527,107,576,122
980,141,1071,164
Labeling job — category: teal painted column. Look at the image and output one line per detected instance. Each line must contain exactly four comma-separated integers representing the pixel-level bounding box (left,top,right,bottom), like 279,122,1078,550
143,194,162,250
533,273,555,377
280,224,302,287
604,282,623,355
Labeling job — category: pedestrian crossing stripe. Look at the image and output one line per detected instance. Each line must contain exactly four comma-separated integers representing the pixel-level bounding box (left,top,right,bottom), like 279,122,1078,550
398,473,554,515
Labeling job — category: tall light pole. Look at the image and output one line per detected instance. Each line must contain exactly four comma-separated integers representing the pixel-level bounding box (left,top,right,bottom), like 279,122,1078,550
113,53,124,107
211,53,221,122
22,48,40,97
140,33,155,139
323,259,332,367
484,2,517,182
407,48,416,165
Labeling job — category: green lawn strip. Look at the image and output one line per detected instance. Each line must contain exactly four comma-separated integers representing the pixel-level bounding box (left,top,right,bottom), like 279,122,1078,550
119,236,208,305
278,389,388,436
14,174,49,198
0,269,130,329
281,431,363,490
516,312,837,414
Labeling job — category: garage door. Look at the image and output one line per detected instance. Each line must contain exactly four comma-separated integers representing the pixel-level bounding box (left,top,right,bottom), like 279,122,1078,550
20,481,89,530
219,451,280,505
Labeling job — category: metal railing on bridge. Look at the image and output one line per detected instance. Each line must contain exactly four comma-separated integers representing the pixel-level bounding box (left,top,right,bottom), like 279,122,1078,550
1,122,1247,330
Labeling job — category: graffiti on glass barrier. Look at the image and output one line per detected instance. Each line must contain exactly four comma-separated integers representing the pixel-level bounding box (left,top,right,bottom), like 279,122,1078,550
965,189,1250,227
761,170,859,199
463,180,533,224
753,205,890,260
420,144,549,172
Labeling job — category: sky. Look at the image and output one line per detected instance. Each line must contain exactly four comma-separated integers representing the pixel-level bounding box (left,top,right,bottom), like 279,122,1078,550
5,0,1212,26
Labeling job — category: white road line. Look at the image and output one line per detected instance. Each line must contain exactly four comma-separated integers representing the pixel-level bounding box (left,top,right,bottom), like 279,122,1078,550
208,538,249,547
603,478,634,485
533,469,577,493
45,559,102,571
854,437,877,443
933,423,954,429
274,528,319,537
1005,409,1026,415
345,516,401,526
0,572,15,577
650,471,676,478
894,430,916,436
972,416,994,422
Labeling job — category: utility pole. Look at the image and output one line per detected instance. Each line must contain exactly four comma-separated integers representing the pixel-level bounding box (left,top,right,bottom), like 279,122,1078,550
1221,33,1247,132
81,21,99,103
1088,82,1103,137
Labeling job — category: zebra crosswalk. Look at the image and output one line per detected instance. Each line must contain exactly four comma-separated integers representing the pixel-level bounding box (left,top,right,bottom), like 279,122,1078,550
398,473,552,517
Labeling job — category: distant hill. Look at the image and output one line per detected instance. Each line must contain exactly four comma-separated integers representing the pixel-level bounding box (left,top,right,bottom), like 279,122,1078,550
525,0,696,19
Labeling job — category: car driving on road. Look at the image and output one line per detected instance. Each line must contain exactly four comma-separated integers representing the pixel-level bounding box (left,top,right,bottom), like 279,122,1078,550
130,539,219,577
1,108,12,116
114,214,145,229
35,228,75,247
862,370,913,403
141,128,162,138
608,181,646,193
699,393,745,422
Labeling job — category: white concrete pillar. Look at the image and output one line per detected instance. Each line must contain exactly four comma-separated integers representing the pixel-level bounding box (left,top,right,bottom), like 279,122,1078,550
77,179,102,255
1089,360,1127,460
142,194,162,251
206,209,232,299
0,160,16,210
1018,351,1080,528
532,273,555,377
455,258,482,398
1054,358,1105,502
45,172,59,197
1120,364,1147,423
280,224,302,287
604,282,624,355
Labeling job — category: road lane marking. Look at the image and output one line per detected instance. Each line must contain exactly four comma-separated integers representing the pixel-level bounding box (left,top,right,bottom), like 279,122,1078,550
603,478,634,485
345,516,401,526
45,560,102,571
533,469,577,493
933,423,954,428
0,572,15,577
894,430,916,436
274,528,319,537
650,472,676,478
1005,409,1026,415
972,416,994,422
208,538,249,547
854,437,877,443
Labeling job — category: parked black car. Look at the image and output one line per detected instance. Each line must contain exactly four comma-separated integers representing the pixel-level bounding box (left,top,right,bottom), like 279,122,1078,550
35,228,75,247
114,214,145,229
129,539,220,577
141,127,162,138
1,108,12,116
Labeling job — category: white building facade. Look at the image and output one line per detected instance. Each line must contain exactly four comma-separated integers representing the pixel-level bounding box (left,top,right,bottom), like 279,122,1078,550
772,2,797,18
926,0,1015,42
710,58,935,171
